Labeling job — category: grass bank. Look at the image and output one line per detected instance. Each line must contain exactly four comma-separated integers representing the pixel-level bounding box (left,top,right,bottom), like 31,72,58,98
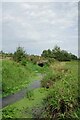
2,59,48,97
2,88,48,118
2,60,79,119
41,61,79,119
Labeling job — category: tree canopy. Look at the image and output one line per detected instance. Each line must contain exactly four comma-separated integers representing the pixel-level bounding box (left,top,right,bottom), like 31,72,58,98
41,45,77,61
13,47,26,62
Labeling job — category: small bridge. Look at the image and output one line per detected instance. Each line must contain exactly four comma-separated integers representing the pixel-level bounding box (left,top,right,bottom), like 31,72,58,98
37,60,48,67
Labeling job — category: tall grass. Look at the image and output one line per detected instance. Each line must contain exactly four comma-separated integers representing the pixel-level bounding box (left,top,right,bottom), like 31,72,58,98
41,61,79,119
2,59,44,97
0,60,2,98
2,60,79,119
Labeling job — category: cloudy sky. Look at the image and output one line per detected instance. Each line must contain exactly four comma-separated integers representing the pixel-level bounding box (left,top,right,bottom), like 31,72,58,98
2,2,78,56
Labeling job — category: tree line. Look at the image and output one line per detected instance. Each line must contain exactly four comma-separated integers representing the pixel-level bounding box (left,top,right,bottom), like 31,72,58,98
0,45,79,62
41,45,78,61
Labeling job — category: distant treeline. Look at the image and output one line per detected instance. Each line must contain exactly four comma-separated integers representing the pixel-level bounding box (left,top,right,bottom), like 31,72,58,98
41,45,78,61
0,45,79,61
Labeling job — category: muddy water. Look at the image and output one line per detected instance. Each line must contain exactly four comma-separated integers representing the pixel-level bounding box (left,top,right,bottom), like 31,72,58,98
0,74,43,108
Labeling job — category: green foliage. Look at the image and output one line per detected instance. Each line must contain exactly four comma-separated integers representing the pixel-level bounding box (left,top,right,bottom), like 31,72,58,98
20,58,27,66
26,90,34,100
29,55,46,65
41,49,52,58
2,60,40,97
41,71,63,88
2,107,17,118
0,50,13,59
41,45,77,61
29,55,39,64
75,108,80,119
2,58,49,97
13,47,26,62
2,61,79,119
41,61,79,119
2,88,47,118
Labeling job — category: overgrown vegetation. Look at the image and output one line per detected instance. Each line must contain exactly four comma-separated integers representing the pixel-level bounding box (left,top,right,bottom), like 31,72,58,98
2,61,79,119
2,59,45,97
13,47,27,66
1,46,80,119
41,45,78,61
41,61,79,119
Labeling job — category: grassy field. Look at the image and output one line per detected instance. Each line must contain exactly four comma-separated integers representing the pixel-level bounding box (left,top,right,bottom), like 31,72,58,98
2,60,80,119
2,59,49,97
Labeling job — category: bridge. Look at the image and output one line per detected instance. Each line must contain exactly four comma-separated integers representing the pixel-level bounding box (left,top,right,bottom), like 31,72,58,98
37,60,48,67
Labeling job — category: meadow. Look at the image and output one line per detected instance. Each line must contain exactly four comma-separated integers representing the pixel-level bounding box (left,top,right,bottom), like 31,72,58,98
1,59,80,119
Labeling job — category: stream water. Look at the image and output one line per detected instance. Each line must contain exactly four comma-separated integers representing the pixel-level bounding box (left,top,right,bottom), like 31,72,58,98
0,74,43,108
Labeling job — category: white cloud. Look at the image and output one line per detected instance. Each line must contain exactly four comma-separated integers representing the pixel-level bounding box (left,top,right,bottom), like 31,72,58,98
2,0,79,2
2,2,78,56
21,3,32,9
0,3,2,50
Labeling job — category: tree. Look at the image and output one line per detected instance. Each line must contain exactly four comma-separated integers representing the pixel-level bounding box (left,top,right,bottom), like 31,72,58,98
41,50,48,58
41,45,77,61
13,47,26,62
61,50,71,61
52,46,61,60
70,53,77,60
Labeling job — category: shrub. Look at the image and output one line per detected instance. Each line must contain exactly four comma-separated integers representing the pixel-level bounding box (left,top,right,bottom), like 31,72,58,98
20,58,27,66
13,47,26,63
41,71,62,88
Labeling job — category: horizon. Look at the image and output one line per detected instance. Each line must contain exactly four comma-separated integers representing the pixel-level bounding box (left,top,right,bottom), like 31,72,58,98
1,45,78,57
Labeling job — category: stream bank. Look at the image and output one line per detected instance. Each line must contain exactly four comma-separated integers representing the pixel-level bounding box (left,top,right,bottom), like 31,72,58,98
0,73,43,108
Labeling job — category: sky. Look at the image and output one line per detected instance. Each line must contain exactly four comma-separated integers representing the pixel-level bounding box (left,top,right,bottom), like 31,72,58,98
1,2,78,56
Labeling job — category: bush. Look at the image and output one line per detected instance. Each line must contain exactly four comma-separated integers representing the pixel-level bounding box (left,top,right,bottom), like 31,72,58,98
41,71,62,88
20,59,27,66
13,47,26,63
41,45,77,61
